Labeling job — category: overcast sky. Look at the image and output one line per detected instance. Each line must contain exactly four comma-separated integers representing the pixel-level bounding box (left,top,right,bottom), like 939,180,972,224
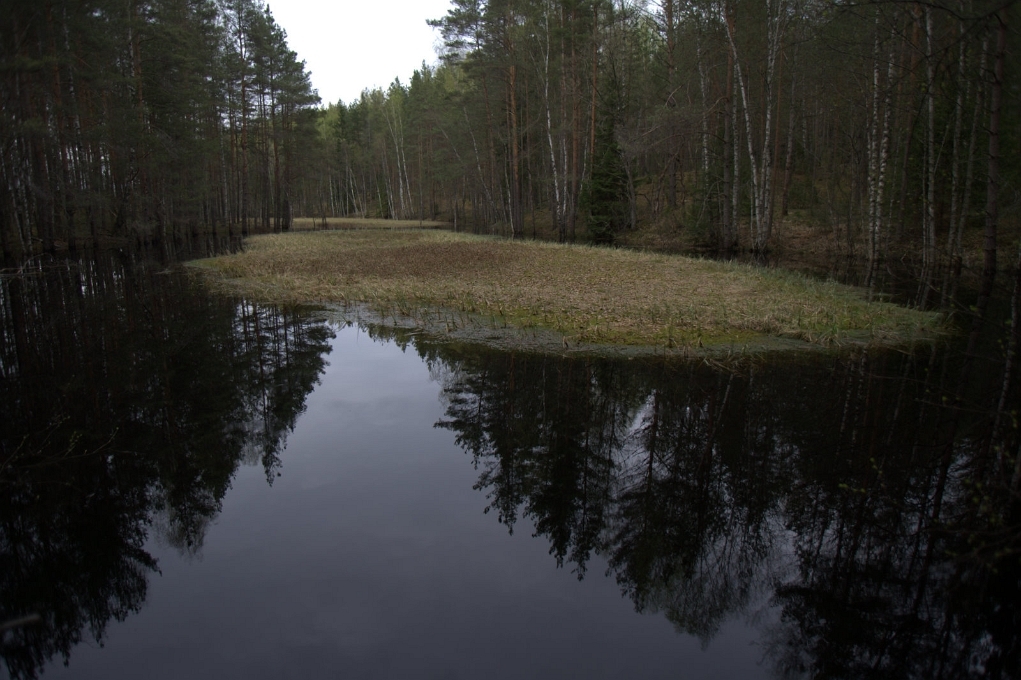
270,0,454,107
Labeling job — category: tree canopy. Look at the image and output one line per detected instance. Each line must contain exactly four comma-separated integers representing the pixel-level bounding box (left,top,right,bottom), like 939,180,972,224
3,0,1018,308
0,0,320,259
306,0,1018,307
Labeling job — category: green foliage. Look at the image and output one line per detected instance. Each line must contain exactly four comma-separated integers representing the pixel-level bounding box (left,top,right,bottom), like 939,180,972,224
0,0,319,253
583,117,629,244
4,0,1018,283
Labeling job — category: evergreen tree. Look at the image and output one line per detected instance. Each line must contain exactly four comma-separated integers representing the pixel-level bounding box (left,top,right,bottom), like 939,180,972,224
582,114,628,244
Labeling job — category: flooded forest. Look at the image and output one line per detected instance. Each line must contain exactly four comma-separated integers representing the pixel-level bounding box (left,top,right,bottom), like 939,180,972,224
2,0,1021,678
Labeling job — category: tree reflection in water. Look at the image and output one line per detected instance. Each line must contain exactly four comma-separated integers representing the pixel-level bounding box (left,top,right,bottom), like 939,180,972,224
3,250,1019,680
0,252,333,679
383,324,1021,679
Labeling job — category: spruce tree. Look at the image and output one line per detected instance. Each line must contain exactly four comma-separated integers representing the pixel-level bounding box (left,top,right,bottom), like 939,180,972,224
582,115,627,244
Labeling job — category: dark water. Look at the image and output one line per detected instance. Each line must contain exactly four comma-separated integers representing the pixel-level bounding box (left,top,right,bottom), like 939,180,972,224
1,253,1019,679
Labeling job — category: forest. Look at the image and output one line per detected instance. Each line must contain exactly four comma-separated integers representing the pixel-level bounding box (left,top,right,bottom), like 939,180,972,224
1,0,1018,304
0,0,321,260
3,2,1021,676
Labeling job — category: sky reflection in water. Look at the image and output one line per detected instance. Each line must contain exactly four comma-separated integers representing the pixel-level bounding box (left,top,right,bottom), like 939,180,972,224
40,323,767,680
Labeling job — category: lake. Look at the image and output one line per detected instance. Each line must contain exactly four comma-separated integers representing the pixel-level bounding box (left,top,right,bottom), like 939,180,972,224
1,250,1018,679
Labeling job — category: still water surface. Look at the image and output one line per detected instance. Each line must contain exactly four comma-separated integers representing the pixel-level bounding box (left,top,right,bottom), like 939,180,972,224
41,325,765,679
1,252,1018,679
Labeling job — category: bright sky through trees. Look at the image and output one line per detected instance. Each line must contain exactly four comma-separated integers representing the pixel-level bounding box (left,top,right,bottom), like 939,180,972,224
270,0,452,106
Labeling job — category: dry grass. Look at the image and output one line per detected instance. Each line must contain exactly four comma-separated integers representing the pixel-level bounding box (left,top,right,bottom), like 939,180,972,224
194,230,943,349
291,217,450,231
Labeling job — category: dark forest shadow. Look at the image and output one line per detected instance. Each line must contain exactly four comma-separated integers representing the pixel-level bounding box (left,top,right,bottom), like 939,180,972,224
0,252,333,679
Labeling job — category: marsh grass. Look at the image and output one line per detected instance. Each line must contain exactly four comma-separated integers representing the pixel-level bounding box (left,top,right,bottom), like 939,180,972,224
194,230,942,349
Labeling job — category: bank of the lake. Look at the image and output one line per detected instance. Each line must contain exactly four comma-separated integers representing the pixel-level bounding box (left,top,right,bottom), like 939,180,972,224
193,230,942,351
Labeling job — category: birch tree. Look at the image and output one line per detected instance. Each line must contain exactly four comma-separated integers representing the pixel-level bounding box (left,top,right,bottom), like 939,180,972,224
723,0,791,252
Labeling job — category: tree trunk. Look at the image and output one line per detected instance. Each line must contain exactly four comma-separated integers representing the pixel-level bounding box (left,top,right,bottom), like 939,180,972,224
975,12,1006,327
722,49,735,250
508,61,523,239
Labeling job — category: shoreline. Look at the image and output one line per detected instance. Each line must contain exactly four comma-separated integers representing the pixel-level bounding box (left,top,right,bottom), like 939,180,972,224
189,229,944,353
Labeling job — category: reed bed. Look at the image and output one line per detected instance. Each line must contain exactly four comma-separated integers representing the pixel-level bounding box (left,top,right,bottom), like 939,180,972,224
195,230,942,349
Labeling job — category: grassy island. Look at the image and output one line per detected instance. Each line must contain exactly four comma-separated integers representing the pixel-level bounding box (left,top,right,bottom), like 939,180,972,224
194,230,942,351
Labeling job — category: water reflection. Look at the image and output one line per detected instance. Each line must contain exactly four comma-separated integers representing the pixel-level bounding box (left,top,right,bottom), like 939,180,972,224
0,253,333,678
1,252,1019,679
373,325,1021,679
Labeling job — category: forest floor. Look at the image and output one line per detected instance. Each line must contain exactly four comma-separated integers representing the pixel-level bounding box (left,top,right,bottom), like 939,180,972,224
193,229,943,354
468,204,1003,283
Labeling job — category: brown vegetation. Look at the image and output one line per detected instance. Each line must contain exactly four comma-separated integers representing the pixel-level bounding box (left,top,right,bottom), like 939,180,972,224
195,230,942,350
290,217,451,231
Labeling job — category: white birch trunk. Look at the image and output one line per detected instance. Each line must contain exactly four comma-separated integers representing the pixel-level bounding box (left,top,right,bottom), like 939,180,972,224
866,26,881,276
866,22,895,288
542,11,563,238
696,29,710,180
725,0,787,251
725,16,761,244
